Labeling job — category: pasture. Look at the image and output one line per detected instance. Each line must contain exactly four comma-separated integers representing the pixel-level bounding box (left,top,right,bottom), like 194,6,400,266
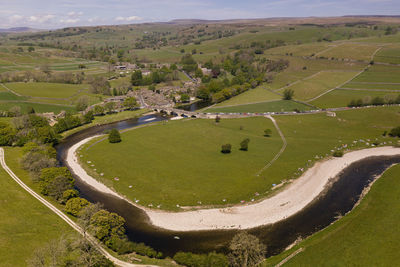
0,148,76,266
4,82,87,99
276,71,358,101
310,89,400,108
205,100,311,113
79,106,400,210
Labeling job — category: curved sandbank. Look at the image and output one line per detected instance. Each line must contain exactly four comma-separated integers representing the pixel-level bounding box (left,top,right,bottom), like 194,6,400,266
67,137,400,231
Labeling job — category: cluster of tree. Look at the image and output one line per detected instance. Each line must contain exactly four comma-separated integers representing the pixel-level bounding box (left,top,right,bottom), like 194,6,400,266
0,69,85,84
11,114,59,146
53,111,94,133
195,51,289,103
28,236,114,267
348,95,400,107
385,26,398,35
131,66,179,86
20,140,163,260
173,232,266,267
88,76,111,95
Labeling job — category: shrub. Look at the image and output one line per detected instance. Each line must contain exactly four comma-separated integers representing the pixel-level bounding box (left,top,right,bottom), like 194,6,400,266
389,126,400,137
264,129,272,137
333,151,344,157
221,144,231,154
62,189,79,203
283,88,294,100
108,128,121,143
65,197,90,216
240,138,250,151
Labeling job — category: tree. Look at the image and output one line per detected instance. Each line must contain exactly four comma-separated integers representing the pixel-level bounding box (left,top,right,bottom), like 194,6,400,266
0,122,16,146
181,54,197,73
240,138,250,151
76,96,89,111
123,97,138,110
264,129,272,137
221,144,231,154
83,111,94,124
89,209,126,241
228,232,266,267
108,128,121,143
131,70,143,86
65,197,90,216
27,106,35,114
89,77,111,95
283,88,294,100
28,46,35,52
180,93,190,103
105,102,115,114
389,126,400,137
78,203,103,235
93,105,105,115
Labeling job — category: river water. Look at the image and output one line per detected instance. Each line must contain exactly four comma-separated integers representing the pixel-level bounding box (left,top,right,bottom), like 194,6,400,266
56,114,400,257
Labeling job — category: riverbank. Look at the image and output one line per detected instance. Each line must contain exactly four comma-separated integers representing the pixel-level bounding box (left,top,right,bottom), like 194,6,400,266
61,109,150,138
67,138,400,231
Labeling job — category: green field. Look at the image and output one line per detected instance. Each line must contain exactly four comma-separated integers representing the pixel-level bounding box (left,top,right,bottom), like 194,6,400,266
205,100,311,113
310,89,400,108
0,101,74,113
265,164,400,266
0,148,76,266
80,117,283,209
211,86,281,108
277,71,358,101
317,43,380,61
79,107,400,210
351,65,400,83
4,82,88,99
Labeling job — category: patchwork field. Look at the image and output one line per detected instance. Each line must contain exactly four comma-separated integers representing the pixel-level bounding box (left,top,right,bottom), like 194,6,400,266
276,71,359,101
310,89,400,108
4,82,88,99
374,44,400,64
0,101,74,113
265,164,400,266
316,43,380,61
351,64,400,83
205,100,311,113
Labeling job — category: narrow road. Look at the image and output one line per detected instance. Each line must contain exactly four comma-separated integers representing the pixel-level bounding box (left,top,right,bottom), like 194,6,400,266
0,148,158,267
0,83,22,96
255,115,287,176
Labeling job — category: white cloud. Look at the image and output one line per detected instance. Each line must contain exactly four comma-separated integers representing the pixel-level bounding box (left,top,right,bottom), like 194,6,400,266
60,18,80,23
28,14,55,23
9,14,24,23
115,16,142,22
67,11,83,17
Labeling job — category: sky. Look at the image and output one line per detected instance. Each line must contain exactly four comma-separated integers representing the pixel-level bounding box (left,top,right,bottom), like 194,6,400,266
0,0,399,29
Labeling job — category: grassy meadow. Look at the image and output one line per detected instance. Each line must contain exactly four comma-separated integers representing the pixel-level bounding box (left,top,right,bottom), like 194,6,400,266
0,148,76,267
79,106,400,210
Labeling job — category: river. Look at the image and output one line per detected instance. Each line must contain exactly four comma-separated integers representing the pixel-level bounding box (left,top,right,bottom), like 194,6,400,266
56,114,400,257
